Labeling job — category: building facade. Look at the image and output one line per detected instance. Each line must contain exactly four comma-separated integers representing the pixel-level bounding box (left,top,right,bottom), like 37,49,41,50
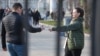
0,0,48,9
0,0,7,8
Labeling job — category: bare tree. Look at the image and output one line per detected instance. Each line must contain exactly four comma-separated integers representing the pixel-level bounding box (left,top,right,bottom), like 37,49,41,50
82,0,91,29
73,0,81,7
67,0,73,11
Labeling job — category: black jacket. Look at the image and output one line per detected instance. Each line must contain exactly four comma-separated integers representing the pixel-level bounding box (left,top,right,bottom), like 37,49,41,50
1,12,42,49
32,11,41,21
0,9,4,21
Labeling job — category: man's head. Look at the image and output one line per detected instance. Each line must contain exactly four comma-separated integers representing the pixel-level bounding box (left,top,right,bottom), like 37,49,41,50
12,3,23,15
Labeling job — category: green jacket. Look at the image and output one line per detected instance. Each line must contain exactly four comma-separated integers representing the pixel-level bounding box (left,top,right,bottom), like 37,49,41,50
52,17,84,50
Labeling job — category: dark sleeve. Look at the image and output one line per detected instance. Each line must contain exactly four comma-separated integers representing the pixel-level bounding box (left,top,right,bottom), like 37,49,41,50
38,12,41,19
1,22,6,49
22,16,42,33
52,21,82,32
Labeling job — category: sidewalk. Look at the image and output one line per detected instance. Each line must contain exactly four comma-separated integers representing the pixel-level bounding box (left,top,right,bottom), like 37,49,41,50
0,50,9,56
0,22,90,56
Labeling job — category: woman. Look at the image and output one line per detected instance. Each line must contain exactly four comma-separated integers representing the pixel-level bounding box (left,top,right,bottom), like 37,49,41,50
50,7,84,56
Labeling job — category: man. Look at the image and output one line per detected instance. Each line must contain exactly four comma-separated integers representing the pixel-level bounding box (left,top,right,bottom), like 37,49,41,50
1,3,42,56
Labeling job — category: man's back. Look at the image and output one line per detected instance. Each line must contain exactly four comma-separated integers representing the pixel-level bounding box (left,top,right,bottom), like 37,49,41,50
2,12,24,44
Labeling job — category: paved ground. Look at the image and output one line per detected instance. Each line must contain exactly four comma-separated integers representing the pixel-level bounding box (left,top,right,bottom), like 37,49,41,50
28,29,91,56
0,24,91,56
28,29,65,56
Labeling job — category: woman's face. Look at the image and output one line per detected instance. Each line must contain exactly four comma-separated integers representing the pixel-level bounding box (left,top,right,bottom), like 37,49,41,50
72,9,80,19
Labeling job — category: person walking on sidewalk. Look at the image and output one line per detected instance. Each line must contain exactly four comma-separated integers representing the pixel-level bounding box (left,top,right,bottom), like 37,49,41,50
1,3,43,56
32,9,41,25
45,11,50,20
49,7,84,56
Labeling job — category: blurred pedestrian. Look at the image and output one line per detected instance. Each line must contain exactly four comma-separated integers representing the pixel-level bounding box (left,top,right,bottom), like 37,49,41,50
45,11,50,20
3,8,12,17
0,8,4,21
1,3,43,56
32,9,41,25
27,8,34,26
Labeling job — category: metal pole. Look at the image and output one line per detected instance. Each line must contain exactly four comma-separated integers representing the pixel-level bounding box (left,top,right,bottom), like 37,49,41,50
91,0,100,56
91,0,96,56
56,0,63,56
24,0,28,56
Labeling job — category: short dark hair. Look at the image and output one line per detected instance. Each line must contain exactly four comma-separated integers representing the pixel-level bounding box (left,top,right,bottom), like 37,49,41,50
13,3,22,10
75,7,84,17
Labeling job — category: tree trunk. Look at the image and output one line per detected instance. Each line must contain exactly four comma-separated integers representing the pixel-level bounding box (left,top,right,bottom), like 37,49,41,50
83,0,90,29
73,0,81,7
69,0,73,11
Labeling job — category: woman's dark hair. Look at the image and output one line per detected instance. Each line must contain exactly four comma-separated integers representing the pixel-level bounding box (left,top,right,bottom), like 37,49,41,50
75,7,84,17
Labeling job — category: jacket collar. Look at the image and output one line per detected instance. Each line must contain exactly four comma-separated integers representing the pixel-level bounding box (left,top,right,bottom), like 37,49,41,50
12,12,19,15
73,17,84,22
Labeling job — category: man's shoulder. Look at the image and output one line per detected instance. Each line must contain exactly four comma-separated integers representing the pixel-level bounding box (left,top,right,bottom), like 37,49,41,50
2,14,15,21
